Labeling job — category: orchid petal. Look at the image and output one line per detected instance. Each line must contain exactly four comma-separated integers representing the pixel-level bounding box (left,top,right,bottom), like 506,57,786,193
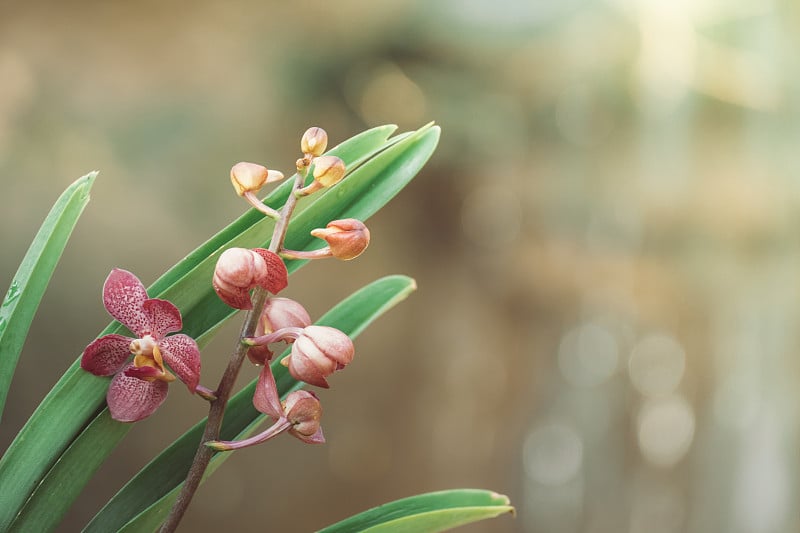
286,352,329,388
290,426,325,444
303,325,354,366
124,365,176,382
253,365,283,419
293,334,337,374
81,334,134,376
107,367,168,422
158,334,201,392
103,269,151,336
142,298,182,338
252,248,288,294
124,365,164,380
213,285,253,310
212,273,253,309
247,344,274,366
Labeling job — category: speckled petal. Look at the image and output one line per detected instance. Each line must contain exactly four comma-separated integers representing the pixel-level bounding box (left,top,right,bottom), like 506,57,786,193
107,366,168,422
142,298,182,338
103,269,151,336
159,334,201,392
252,248,288,294
81,334,134,376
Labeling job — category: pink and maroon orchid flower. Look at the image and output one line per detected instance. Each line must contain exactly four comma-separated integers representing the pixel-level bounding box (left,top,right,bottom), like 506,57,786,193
81,269,201,422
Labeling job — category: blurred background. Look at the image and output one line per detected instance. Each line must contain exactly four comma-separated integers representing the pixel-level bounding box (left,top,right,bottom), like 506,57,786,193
2,0,800,531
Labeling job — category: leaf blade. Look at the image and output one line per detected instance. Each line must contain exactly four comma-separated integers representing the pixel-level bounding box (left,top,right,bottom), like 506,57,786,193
0,172,96,420
317,489,514,533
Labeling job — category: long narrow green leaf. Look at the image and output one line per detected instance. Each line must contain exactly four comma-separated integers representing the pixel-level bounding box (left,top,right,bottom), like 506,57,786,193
0,124,401,529
84,275,417,533
0,172,96,420
317,489,514,533
1,124,439,531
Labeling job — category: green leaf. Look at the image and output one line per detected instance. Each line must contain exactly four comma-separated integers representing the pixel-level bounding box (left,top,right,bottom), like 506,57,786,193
0,123,439,531
317,489,514,533
84,275,417,533
0,172,96,421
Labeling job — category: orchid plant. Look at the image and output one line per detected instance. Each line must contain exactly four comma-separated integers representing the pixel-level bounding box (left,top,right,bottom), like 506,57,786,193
0,123,514,531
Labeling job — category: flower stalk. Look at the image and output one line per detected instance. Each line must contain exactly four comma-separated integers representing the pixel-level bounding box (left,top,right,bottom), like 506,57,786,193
159,166,309,532
206,418,292,451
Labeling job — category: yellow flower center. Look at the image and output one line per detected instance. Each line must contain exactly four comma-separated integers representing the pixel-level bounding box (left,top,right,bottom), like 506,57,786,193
130,336,176,383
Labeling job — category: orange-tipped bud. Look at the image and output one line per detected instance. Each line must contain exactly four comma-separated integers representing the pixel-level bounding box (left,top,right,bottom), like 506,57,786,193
281,325,354,388
310,218,370,260
301,127,328,157
312,155,346,188
230,162,269,196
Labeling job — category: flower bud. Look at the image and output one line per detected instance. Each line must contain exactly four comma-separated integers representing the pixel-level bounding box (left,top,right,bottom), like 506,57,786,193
284,390,325,444
310,218,370,260
262,298,312,333
248,298,312,365
230,162,268,196
301,127,328,157
312,155,346,188
213,247,289,309
282,325,354,388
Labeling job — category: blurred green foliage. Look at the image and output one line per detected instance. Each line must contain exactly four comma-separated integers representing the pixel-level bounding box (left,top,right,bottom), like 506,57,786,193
2,1,800,531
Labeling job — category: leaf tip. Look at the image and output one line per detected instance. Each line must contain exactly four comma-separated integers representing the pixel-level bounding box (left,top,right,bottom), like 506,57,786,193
81,170,99,184
408,277,418,293
75,171,99,200
489,490,511,504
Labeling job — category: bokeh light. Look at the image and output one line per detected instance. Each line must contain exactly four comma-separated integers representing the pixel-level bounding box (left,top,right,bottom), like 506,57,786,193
637,395,695,468
628,333,686,397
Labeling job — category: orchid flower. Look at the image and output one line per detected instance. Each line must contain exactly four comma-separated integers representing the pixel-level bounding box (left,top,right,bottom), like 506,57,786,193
81,269,201,422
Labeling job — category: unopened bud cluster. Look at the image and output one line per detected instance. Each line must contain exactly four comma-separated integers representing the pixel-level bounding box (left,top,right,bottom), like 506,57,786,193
208,126,371,451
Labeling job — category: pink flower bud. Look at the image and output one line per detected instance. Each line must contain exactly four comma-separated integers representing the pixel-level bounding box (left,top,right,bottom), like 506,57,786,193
248,298,312,365
230,162,268,196
312,155,346,188
282,325,354,388
284,390,325,444
263,297,312,332
301,127,328,157
310,218,370,260
213,247,288,309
